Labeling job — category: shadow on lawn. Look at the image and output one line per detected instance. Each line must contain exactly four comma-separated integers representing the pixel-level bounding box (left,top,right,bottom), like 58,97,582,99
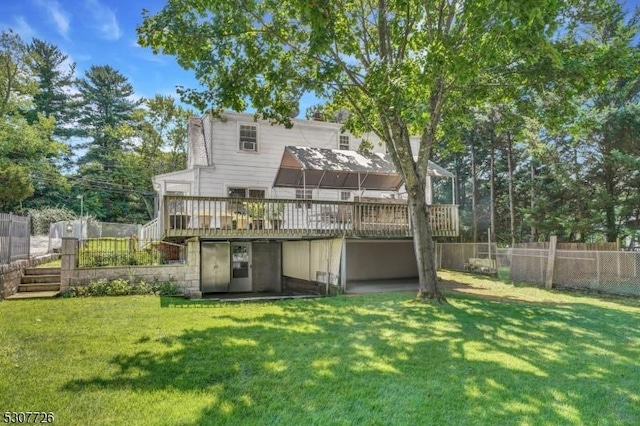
63,294,640,424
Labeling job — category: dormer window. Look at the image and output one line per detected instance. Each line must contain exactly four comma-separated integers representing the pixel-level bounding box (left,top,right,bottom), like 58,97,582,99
239,124,258,152
339,135,350,150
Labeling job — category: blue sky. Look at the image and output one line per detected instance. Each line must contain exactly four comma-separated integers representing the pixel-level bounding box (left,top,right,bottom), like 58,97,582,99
0,0,203,108
1,0,638,116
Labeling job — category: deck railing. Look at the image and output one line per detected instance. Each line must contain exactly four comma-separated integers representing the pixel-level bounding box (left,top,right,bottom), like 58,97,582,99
162,195,458,238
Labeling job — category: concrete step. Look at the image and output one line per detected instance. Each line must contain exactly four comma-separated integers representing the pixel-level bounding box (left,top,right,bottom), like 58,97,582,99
19,283,61,292
24,268,61,276
21,274,61,284
6,290,60,300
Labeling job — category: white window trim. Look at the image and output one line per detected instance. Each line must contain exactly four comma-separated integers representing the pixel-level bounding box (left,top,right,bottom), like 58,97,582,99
339,134,350,150
237,122,259,153
225,186,268,198
163,181,191,196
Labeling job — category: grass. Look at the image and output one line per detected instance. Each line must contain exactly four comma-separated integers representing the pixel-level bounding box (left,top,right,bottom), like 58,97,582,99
35,259,61,268
1,272,640,425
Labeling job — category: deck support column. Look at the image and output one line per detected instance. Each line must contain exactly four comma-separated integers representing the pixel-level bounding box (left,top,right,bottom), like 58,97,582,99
340,238,347,292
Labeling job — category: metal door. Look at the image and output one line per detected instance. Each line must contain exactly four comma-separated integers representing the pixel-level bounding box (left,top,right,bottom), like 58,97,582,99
201,242,230,292
229,242,252,292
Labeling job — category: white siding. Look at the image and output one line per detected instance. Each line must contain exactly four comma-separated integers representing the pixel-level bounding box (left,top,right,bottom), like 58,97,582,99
282,240,311,280
282,239,342,283
196,112,389,200
160,111,443,202
153,169,195,198
310,239,342,284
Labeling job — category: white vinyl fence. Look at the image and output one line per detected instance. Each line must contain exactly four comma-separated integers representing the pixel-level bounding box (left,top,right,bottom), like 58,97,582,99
48,219,141,252
0,213,30,264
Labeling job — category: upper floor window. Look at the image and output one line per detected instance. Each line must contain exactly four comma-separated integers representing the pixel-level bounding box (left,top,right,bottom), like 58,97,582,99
340,191,351,201
339,135,350,150
228,187,265,198
239,124,258,152
296,189,313,208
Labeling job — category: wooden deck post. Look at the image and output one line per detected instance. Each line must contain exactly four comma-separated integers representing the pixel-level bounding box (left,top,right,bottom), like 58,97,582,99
545,236,557,290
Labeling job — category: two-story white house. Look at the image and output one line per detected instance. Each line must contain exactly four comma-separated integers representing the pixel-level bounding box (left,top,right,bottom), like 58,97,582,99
147,111,458,296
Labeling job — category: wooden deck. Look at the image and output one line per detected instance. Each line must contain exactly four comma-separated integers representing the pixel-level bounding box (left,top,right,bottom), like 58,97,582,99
160,195,459,239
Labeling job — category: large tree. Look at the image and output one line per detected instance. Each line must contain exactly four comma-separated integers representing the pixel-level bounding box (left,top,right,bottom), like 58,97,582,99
0,30,66,211
26,39,77,136
139,0,620,301
76,65,140,166
0,29,35,115
75,65,143,221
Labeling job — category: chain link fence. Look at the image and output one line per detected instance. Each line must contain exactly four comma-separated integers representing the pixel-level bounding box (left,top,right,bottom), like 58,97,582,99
437,243,640,297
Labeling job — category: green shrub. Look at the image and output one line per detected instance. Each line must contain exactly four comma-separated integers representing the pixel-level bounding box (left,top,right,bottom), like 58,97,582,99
131,280,153,295
27,206,77,235
87,279,110,296
105,279,133,296
60,288,76,298
66,279,183,298
153,281,182,296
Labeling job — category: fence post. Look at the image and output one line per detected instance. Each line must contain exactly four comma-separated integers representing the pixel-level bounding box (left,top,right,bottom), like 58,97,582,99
596,252,600,290
545,236,557,289
27,215,31,258
7,213,13,262
60,238,78,292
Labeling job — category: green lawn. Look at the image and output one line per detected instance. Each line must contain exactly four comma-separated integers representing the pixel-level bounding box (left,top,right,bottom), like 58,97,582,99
1,272,639,425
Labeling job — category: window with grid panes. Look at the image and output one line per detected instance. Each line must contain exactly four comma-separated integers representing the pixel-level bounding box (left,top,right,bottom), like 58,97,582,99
239,124,258,151
339,135,350,150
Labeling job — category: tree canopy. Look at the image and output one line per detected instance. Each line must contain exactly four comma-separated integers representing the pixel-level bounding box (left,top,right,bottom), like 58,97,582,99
138,0,631,300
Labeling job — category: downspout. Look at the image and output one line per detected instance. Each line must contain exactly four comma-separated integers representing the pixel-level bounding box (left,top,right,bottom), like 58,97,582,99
202,117,211,166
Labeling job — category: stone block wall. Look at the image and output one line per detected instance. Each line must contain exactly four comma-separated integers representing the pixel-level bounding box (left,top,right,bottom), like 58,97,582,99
61,238,202,297
0,253,60,299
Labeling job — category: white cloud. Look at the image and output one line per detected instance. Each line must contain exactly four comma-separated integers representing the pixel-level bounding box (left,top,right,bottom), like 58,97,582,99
34,0,70,38
84,0,121,40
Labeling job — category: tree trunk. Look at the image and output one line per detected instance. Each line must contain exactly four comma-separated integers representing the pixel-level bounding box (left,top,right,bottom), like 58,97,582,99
507,133,516,246
381,115,444,303
489,137,496,243
471,136,478,242
530,160,536,241
408,185,444,302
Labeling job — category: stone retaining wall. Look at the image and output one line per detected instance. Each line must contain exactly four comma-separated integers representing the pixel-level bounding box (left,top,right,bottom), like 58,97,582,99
0,253,61,299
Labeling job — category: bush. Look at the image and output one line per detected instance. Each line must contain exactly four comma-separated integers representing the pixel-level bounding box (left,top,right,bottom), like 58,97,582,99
87,279,110,296
152,281,182,296
105,279,133,296
27,206,77,235
66,279,183,298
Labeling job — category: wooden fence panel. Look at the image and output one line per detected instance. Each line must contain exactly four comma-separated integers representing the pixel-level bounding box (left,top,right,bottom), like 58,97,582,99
0,213,30,264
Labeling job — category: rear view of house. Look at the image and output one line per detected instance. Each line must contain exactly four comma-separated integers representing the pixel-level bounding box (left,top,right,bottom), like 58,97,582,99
144,111,458,295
